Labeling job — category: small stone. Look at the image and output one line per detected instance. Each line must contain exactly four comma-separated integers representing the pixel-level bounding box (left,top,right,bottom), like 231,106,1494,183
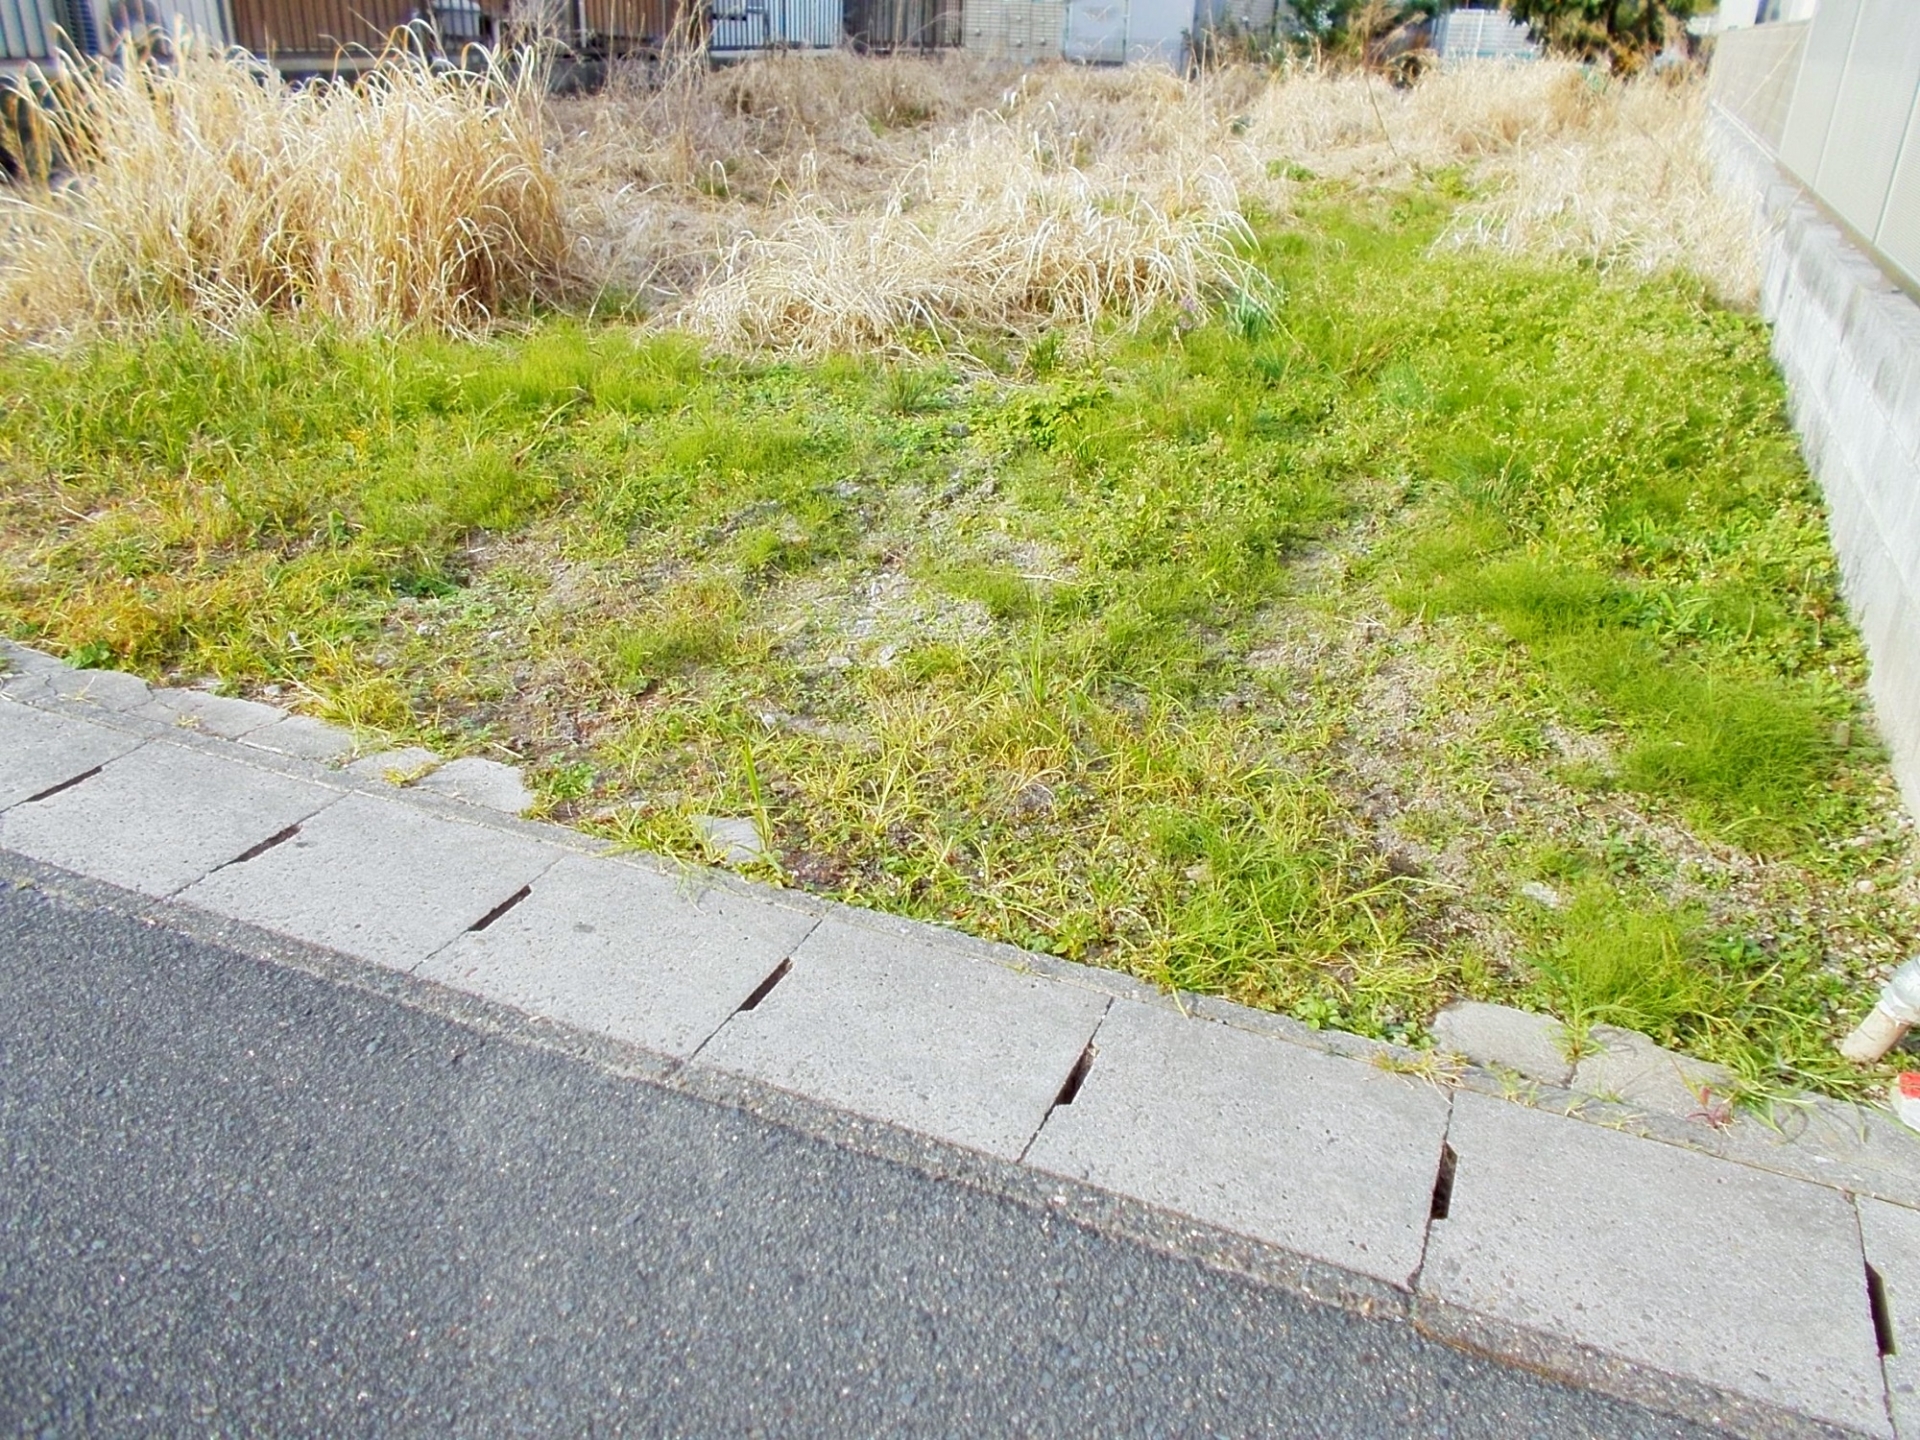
1571,1025,1737,1118
345,747,442,785
414,756,534,815
1832,721,1853,749
1431,1001,1572,1086
1010,782,1055,816
1520,881,1564,910
690,814,766,864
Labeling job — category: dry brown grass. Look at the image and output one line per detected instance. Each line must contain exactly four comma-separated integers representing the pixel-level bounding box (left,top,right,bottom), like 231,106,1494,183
0,37,572,338
0,44,1755,345
565,53,1755,348
674,110,1247,351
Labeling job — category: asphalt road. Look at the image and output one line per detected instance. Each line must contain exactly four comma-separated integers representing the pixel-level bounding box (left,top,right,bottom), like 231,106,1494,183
0,880,1717,1438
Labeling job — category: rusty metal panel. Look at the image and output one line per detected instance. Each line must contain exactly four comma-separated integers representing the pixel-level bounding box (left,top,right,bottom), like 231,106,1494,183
228,0,414,57
846,0,954,50
580,0,677,43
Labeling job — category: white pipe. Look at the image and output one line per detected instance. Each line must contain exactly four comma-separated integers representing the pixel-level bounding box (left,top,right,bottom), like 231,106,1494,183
1840,957,1920,1064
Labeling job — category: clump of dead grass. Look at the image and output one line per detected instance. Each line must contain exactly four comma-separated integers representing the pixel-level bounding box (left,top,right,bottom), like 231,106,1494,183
0,37,572,338
0,44,1755,345
1437,72,1756,304
568,53,1756,344
676,111,1247,352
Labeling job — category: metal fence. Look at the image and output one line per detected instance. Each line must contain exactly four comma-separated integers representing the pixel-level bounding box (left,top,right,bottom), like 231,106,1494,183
710,0,839,53
1431,6,1537,63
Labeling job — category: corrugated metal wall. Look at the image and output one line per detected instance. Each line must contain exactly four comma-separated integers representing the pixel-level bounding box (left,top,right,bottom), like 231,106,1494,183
2,0,55,59
709,0,840,52
228,0,410,57
1,0,80,61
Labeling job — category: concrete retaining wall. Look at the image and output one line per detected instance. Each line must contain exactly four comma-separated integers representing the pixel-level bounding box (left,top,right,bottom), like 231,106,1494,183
1710,114,1920,817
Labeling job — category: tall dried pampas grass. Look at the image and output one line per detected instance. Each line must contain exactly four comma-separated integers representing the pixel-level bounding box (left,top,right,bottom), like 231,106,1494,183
0,38,573,338
678,112,1247,352
0,45,1757,347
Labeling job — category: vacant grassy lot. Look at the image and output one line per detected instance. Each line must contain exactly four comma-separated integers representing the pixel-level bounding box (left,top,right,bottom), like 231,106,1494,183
2,52,1913,1097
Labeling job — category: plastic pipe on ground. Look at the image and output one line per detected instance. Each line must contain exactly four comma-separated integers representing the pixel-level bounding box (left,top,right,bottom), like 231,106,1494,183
1841,957,1920,1063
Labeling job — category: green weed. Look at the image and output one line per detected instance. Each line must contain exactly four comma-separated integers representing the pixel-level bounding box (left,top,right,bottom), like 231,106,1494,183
0,179,1908,1096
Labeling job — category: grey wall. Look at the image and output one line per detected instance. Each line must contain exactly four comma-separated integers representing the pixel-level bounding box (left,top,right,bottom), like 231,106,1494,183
1774,0,1920,291
1711,117,1920,817
1709,19,1808,148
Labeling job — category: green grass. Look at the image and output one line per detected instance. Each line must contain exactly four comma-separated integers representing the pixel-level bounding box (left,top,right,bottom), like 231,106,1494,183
2,182,1911,1098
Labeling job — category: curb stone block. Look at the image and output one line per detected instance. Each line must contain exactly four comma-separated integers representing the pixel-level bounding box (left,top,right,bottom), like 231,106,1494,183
242,714,357,762
420,853,817,1058
0,640,63,675
1860,1197,1920,1440
0,742,338,897
1571,1025,1738,1117
1421,1091,1891,1437
0,701,145,813
1431,1001,1572,1086
179,792,564,971
135,687,284,737
46,665,152,712
1026,998,1451,1288
697,914,1107,1160
1712,1095,1920,1207
414,756,533,814
0,670,54,702
345,747,441,784
691,814,766,863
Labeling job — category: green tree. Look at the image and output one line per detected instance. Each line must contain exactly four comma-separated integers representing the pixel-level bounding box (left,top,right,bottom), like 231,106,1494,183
1506,0,1708,62
1284,0,1440,53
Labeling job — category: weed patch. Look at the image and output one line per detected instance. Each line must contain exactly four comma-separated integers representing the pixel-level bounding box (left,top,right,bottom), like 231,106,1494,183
0,175,1910,1098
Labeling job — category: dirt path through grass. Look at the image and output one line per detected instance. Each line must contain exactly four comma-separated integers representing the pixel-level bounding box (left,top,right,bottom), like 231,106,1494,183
2,181,1911,1099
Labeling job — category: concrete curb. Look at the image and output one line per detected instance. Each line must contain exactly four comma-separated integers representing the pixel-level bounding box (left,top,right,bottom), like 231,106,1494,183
1,642,1914,1438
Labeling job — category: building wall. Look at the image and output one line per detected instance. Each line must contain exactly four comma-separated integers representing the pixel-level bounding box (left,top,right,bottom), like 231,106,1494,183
1777,0,1920,292
1709,105,1920,816
1718,0,1818,27
961,0,1062,59
1720,56,1920,821
1708,18,1807,147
